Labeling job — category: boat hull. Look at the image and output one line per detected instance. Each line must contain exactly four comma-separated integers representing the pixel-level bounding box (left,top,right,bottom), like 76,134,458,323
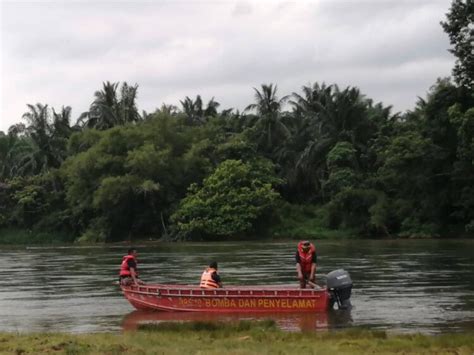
121,284,330,313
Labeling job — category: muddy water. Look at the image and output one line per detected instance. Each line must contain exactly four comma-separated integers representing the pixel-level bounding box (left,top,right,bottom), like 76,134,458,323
0,240,472,333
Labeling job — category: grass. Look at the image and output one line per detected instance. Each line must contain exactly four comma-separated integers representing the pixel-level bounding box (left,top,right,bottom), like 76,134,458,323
0,228,76,245
0,321,473,354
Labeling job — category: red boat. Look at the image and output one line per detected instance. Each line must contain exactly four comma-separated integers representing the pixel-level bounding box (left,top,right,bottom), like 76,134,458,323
122,284,330,312
121,269,353,313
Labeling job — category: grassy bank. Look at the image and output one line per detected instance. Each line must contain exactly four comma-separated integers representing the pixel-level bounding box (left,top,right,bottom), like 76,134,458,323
1,321,473,354
0,228,76,245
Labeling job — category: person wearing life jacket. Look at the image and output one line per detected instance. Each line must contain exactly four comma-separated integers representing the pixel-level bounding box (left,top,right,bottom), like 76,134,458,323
200,261,223,288
296,240,317,288
119,248,143,286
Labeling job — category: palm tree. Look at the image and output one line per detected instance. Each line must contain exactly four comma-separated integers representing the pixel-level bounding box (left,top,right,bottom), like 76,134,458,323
204,97,220,117
117,82,141,125
7,123,26,137
179,95,220,125
79,81,140,129
179,96,197,123
245,83,288,116
157,104,179,116
0,125,29,179
244,84,291,153
0,131,19,179
79,81,118,129
289,82,333,118
3,126,46,178
52,106,72,133
318,86,368,143
51,106,74,162
2,103,75,177
288,84,375,201
22,103,50,145
10,138,44,176
21,103,59,170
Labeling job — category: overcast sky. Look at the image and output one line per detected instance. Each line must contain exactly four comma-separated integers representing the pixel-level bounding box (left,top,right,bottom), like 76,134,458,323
0,0,454,132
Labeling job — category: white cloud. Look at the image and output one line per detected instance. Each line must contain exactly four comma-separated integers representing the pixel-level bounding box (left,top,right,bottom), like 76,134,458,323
0,0,454,132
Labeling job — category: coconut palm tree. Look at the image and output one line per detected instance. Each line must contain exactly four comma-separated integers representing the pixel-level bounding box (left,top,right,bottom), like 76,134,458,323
51,105,74,162
79,81,140,129
157,104,179,116
244,84,291,154
289,82,333,119
10,138,44,176
117,82,141,125
21,103,59,170
245,83,288,116
204,97,220,117
179,95,220,125
0,131,19,179
2,103,75,177
79,81,118,129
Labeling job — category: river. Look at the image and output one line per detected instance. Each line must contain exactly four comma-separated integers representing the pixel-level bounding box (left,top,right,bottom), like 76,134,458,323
0,239,473,334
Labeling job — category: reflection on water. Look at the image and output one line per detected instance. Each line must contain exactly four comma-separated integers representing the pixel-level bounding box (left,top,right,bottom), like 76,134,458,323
0,240,472,334
121,309,351,332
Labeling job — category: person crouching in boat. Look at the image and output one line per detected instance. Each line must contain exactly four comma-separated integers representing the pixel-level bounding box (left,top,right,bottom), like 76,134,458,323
296,241,317,289
119,248,144,286
200,261,223,288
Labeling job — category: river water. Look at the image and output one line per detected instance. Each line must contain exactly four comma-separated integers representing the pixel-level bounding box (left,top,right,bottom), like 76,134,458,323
0,240,473,334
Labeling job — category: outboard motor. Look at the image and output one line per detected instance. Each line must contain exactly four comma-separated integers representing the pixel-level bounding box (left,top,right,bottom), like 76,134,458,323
327,269,352,310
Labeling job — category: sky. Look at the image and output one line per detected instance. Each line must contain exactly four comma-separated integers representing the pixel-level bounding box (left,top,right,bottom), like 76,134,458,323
0,0,455,132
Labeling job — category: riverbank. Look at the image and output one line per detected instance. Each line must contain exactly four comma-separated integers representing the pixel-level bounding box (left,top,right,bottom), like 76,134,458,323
1,221,471,245
0,225,356,245
1,321,473,354
0,228,76,245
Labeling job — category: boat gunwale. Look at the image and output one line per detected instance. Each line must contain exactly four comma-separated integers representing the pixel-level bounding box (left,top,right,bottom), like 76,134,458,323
121,284,328,298
122,284,326,291
124,289,326,299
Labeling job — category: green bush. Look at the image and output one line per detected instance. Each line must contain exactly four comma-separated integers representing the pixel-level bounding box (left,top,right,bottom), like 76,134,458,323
172,159,281,239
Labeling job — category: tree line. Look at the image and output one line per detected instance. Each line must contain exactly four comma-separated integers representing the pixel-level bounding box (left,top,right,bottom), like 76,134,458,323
0,0,472,242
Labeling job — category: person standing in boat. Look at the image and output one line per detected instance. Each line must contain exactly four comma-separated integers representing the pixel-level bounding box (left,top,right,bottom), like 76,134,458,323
119,248,144,286
296,240,317,288
200,261,223,288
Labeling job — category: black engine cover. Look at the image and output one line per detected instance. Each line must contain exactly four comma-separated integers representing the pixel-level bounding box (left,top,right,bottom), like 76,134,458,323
327,269,352,290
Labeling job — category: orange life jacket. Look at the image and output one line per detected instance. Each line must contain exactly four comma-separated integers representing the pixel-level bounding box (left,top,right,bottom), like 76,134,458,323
200,267,219,288
297,242,316,274
120,255,138,277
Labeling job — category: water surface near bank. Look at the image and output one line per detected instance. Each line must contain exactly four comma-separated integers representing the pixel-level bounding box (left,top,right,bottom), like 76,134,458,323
0,239,473,333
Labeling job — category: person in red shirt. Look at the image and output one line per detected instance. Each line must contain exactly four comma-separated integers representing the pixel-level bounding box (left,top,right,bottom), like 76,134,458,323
119,248,144,286
296,241,317,288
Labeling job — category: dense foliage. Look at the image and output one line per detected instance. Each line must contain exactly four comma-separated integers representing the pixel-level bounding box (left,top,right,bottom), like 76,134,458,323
0,1,473,242
171,159,281,239
440,0,474,89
